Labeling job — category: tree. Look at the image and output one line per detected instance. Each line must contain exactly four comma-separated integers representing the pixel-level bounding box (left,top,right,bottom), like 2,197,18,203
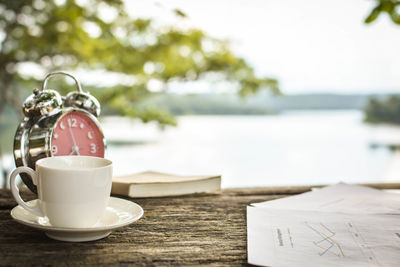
0,0,279,127
364,96,400,124
363,0,400,125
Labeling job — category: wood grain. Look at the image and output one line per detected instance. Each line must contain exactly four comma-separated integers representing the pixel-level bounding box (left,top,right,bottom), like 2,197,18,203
0,189,284,266
1,183,399,266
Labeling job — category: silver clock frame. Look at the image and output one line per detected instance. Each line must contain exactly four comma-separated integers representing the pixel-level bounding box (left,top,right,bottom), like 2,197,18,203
13,107,107,194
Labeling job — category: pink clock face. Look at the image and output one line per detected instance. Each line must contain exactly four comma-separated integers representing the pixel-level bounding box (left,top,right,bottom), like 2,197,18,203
51,111,105,158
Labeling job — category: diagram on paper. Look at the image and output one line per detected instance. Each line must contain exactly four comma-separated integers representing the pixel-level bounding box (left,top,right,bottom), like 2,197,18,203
272,220,382,266
305,222,345,257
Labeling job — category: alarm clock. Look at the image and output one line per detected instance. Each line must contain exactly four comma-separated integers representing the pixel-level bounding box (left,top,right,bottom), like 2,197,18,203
13,71,106,193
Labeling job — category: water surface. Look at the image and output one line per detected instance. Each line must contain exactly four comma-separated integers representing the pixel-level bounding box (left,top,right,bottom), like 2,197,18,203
104,110,398,188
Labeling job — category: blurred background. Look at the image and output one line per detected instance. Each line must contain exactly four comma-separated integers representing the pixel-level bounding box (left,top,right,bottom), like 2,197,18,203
1,0,400,188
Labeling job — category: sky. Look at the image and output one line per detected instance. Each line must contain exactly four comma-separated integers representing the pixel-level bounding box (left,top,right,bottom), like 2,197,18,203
125,0,400,95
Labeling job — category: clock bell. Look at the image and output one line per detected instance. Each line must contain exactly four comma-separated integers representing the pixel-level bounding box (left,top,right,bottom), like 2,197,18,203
14,71,106,193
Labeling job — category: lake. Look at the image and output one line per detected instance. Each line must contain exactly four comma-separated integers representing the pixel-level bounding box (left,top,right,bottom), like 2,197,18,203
104,110,400,188
1,110,400,188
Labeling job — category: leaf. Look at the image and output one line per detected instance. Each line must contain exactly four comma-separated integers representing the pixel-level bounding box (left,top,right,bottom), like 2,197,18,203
365,5,382,23
390,5,400,24
173,9,187,18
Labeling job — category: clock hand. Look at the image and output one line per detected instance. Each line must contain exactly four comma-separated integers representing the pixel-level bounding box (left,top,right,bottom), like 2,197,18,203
69,145,80,155
68,123,80,155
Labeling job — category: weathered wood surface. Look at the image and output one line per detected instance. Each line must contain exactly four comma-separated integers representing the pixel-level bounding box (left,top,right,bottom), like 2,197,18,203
0,183,399,266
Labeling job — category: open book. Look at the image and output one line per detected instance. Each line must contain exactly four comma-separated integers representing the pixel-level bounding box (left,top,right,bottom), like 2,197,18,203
112,171,221,198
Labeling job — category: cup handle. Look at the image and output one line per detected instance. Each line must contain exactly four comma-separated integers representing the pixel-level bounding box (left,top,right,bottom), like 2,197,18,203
9,167,44,217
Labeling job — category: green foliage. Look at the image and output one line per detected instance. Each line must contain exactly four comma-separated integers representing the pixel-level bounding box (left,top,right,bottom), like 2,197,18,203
0,106,19,155
365,0,400,24
363,1,400,125
0,0,279,127
364,96,400,124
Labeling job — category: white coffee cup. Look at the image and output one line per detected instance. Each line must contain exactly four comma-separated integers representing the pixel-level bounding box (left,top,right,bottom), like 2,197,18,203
9,156,113,228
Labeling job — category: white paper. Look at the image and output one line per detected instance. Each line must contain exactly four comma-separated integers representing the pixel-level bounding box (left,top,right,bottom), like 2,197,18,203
247,207,400,267
251,184,400,214
247,184,400,266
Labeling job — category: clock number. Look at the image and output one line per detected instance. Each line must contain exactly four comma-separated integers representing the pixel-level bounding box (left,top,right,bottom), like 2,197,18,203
60,122,65,130
90,143,96,154
68,118,77,128
51,145,58,155
88,131,93,139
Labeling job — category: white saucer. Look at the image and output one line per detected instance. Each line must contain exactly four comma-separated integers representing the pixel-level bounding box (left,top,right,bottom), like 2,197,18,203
10,197,144,242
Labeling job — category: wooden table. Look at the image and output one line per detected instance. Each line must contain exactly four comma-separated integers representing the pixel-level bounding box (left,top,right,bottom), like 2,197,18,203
0,184,398,266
